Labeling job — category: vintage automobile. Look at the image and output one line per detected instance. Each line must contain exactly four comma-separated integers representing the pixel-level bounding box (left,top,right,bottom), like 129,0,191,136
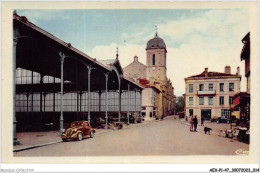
210,116,219,122
216,117,231,124
177,112,185,118
61,121,95,142
90,117,105,128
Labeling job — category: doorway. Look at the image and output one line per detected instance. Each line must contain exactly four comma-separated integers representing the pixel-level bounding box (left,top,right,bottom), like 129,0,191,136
201,109,211,120
189,109,193,117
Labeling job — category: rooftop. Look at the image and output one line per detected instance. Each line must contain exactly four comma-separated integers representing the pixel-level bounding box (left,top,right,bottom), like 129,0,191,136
185,69,241,80
146,32,167,52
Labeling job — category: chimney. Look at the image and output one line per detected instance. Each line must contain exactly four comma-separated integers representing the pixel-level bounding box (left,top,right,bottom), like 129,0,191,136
225,66,231,74
134,56,138,62
236,66,240,75
205,68,208,77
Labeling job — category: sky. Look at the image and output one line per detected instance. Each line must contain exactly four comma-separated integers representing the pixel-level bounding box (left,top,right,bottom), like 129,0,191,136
17,9,249,96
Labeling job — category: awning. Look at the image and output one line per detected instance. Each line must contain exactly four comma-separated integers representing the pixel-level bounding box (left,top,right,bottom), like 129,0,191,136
233,92,250,108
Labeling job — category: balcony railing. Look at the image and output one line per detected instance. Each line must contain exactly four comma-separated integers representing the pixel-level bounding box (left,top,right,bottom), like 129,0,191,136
197,90,216,96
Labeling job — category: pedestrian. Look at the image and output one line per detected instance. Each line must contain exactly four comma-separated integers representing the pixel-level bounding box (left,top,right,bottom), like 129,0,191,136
190,115,194,132
193,115,198,132
201,115,204,126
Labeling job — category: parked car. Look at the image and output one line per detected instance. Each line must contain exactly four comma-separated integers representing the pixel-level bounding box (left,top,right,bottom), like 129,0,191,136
61,121,95,142
210,116,218,122
216,117,231,124
224,115,236,123
90,117,105,128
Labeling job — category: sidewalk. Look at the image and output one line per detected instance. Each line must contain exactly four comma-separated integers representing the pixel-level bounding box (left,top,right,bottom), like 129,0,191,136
13,128,113,152
13,119,156,152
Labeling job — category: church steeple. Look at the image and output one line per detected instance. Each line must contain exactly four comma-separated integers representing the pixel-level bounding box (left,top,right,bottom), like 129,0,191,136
154,25,159,38
146,31,167,83
146,27,166,51
116,46,119,60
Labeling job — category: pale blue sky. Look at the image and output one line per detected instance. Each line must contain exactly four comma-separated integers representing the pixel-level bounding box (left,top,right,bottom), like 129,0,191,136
17,9,208,51
16,9,249,96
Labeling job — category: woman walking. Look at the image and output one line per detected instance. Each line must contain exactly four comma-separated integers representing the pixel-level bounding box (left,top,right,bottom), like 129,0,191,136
190,115,194,132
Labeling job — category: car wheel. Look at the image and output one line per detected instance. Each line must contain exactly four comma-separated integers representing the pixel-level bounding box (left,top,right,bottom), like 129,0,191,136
216,120,219,124
62,138,67,142
90,131,94,138
77,132,83,141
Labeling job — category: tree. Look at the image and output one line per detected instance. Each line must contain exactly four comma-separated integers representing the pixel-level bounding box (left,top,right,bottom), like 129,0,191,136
176,96,184,113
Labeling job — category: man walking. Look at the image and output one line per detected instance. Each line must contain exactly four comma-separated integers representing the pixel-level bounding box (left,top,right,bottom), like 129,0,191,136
193,115,198,132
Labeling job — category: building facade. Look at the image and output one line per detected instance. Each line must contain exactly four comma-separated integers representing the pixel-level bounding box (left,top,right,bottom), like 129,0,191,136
124,32,176,120
184,66,241,120
233,32,250,121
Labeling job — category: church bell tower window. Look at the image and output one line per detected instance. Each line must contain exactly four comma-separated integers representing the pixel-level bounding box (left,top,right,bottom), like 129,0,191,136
152,54,155,65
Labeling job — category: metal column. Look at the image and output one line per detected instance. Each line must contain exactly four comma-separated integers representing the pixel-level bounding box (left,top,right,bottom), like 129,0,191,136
118,82,121,122
26,93,29,112
40,75,43,128
58,52,65,136
76,91,79,120
87,66,92,124
127,84,130,125
13,28,20,145
98,90,102,114
134,88,137,124
140,90,142,119
31,71,34,113
79,91,82,113
43,92,46,112
53,78,55,112
105,73,108,129
40,75,43,113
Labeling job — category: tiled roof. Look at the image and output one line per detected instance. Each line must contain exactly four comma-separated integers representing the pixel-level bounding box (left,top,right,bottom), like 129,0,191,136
137,78,161,92
139,78,150,85
123,59,147,69
185,71,241,80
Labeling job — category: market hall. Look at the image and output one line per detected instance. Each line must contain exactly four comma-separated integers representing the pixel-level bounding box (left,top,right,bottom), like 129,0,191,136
13,11,143,145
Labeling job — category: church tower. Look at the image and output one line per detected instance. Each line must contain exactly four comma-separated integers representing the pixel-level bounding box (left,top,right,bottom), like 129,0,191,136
146,31,167,84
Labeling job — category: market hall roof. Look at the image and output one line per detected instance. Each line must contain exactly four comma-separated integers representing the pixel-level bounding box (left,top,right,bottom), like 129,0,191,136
146,32,167,52
99,58,143,90
13,12,143,91
99,59,124,75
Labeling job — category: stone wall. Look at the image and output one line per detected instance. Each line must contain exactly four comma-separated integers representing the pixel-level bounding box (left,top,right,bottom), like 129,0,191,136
123,56,146,81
